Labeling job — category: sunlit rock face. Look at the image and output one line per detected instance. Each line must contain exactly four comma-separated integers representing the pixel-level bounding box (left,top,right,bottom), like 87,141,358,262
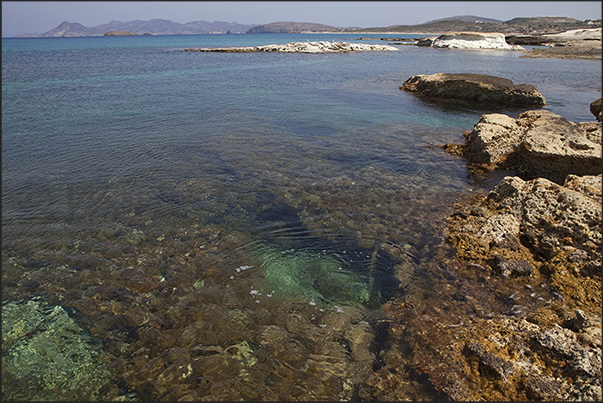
463,110,602,183
432,32,525,50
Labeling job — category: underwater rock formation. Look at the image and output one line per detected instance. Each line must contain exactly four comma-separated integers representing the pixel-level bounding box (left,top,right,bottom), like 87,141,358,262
2,297,112,401
251,243,378,307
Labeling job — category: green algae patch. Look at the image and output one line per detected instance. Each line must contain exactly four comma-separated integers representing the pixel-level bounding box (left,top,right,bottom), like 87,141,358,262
2,297,112,401
256,245,377,307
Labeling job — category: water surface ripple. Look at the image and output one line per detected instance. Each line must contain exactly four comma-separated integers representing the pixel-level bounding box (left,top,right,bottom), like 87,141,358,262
2,33,601,401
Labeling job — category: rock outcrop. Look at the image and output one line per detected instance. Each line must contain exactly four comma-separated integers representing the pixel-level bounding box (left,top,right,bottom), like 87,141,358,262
518,28,602,60
184,41,399,53
541,27,602,42
371,105,601,401
401,73,546,106
591,98,602,121
462,110,602,183
431,32,525,50
448,174,602,265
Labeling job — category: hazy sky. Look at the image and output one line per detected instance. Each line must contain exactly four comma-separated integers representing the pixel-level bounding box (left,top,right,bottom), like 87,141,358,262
2,1,602,37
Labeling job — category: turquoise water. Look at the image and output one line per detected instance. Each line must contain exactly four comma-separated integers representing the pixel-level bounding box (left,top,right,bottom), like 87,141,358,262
2,33,601,400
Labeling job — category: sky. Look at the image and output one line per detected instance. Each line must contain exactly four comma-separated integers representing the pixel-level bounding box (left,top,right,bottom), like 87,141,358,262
2,1,602,37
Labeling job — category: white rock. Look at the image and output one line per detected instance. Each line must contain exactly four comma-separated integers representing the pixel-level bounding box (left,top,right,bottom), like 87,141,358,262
542,28,601,41
187,41,399,53
432,32,525,51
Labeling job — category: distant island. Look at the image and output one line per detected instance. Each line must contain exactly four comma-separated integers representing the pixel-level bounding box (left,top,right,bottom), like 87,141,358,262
104,31,138,36
16,18,256,37
14,15,601,38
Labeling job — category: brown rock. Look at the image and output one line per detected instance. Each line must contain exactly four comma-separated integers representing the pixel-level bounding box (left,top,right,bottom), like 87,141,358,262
401,73,546,106
463,110,602,183
590,98,602,121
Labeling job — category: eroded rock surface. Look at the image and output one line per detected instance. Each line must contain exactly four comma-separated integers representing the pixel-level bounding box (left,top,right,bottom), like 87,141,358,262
401,73,546,106
363,173,602,401
462,110,602,183
448,174,602,275
363,101,602,401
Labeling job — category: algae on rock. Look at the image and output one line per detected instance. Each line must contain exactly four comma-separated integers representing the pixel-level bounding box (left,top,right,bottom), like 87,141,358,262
2,297,112,401
256,244,378,307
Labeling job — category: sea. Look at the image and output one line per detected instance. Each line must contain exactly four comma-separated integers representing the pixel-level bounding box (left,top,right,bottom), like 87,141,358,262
2,33,601,400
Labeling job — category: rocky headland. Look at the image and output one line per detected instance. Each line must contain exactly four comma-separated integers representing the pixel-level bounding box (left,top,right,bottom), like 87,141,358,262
184,41,399,53
361,28,601,60
515,28,602,60
401,73,546,106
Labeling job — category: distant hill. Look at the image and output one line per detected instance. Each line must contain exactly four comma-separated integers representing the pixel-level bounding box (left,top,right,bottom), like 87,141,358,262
16,19,256,37
356,16,601,34
424,15,502,24
246,21,344,33
15,15,601,38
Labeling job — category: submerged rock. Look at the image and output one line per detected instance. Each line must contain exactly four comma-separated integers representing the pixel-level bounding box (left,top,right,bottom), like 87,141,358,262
185,41,399,53
401,73,546,106
463,109,602,183
255,244,376,307
2,297,112,401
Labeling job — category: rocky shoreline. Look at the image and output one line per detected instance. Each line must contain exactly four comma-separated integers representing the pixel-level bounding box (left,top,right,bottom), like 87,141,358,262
184,41,398,53
364,74,602,400
362,27,602,60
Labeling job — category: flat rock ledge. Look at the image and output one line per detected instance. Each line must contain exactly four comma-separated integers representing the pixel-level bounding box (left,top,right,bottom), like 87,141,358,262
184,41,399,53
401,73,546,106
461,109,602,183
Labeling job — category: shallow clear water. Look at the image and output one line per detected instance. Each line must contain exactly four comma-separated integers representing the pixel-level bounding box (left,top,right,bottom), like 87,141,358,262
2,33,601,400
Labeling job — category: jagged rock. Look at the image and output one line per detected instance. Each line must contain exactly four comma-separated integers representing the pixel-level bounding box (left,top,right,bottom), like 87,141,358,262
488,175,602,260
464,342,516,380
476,213,521,250
463,110,602,183
492,255,534,277
535,324,602,379
591,98,602,121
431,32,525,50
416,37,436,46
523,375,563,400
563,173,602,204
184,41,399,53
401,73,546,106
